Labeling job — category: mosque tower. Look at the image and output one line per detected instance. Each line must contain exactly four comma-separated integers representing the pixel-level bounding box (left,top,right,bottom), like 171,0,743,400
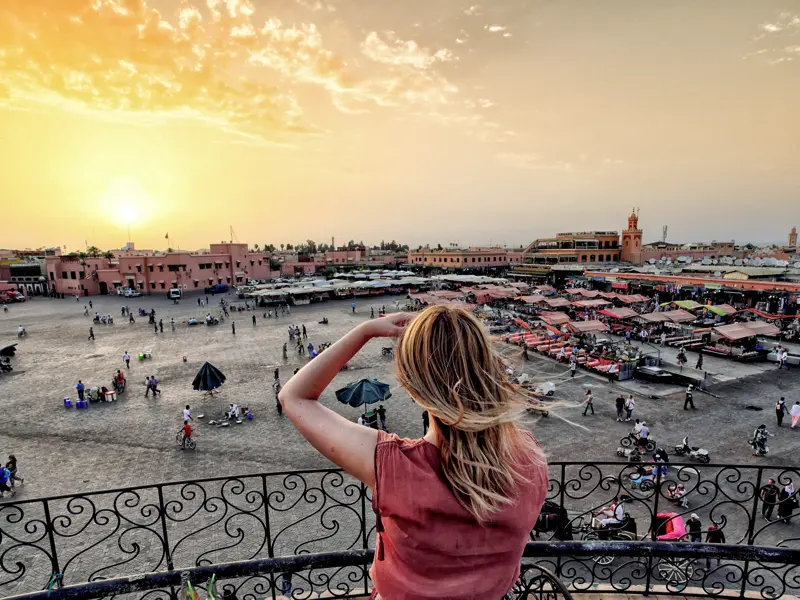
620,208,643,265
789,226,797,250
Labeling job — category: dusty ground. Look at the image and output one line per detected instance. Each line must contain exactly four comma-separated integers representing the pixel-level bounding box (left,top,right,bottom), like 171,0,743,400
1,292,798,498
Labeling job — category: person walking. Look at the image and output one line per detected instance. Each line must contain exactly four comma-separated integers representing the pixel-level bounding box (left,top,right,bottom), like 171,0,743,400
677,349,687,371
154,322,158,334
371,306,375,319
6,455,23,487
129,312,135,324
705,522,725,568
780,349,790,370
569,356,578,378
252,314,256,326
791,401,800,429
776,397,788,427
686,513,702,543
151,375,161,396
615,394,625,422
231,321,236,335
282,343,288,360
159,319,163,333
761,479,779,521
198,297,202,306
89,300,93,309
607,362,618,383
170,317,175,331
684,384,695,410
377,404,387,431
302,324,307,338
277,307,549,600
76,380,85,402
695,352,704,371
123,351,131,368
779,480,797,524
144,376,152,397
660,331,667,347
351,301,355,314
88,327,95,341
183,405,193,422
583,390,595,415
273,378,282,414
624,395,635,422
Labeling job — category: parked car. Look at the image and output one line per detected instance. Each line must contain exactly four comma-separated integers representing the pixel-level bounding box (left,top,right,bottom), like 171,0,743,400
1,291,26,303
124,289,142,298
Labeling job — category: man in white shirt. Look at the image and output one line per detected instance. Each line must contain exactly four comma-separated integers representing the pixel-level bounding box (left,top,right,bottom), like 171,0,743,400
183,405,193,422
598,497,626,528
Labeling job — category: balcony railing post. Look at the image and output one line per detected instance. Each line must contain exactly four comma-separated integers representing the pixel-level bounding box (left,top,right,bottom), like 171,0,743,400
42,500,61,586
262,475,277,600
642,464,664,596
556,464,566,578
747,467,763,545
361,482,369,595
157,485,174,571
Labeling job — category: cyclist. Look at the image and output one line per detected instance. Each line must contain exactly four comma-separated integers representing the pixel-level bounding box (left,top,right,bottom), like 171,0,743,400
179,420,193,449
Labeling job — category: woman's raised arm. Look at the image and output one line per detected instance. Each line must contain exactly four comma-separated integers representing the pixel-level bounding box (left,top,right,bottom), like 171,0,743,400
278,313,413,488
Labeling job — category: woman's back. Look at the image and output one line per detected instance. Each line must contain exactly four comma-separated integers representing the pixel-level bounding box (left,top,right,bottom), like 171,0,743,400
371,431,548,600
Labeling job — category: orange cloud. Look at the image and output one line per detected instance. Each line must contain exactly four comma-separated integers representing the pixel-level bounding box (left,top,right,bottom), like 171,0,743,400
0,0,501,142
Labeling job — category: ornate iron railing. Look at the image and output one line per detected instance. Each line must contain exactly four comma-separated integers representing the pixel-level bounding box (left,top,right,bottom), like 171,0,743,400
2,462,799,599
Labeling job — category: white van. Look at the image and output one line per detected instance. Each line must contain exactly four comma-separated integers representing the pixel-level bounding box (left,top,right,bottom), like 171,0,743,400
168,288,182,300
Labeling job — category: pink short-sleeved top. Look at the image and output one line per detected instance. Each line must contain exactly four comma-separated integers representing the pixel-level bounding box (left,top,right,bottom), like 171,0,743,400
370,430,548,600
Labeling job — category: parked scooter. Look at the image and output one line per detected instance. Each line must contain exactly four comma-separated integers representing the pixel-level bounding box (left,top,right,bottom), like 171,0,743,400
673,437,710,463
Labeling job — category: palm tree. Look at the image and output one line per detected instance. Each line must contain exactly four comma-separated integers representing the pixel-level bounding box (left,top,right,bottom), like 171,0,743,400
103,251,114,259
86,246,101,258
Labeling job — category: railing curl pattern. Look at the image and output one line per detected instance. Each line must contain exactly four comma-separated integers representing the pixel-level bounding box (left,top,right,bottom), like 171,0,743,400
1,462,799,599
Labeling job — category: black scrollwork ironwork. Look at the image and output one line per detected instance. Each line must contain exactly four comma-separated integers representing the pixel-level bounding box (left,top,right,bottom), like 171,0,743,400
3,463,800,600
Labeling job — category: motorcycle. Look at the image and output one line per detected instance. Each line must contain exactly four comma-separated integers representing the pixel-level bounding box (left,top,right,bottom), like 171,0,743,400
620,430,656,453
673,437,710,463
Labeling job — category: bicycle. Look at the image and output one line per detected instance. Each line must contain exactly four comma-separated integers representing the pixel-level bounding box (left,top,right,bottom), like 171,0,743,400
176,431,196,450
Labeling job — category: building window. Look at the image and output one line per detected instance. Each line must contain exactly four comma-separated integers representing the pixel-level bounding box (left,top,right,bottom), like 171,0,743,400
590,255,596,262
160,282,166,289
194,281,199,288
150,282,156,289
70,271,76,279
149,265,154,272
606,254,611,262
598,255,604,262
226,277,231,283
50,272,55,280
158,265,163,272
136,265,142,273
168,265,180,272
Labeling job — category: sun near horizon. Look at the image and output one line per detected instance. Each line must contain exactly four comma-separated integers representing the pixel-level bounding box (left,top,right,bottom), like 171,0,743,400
1,0,799,252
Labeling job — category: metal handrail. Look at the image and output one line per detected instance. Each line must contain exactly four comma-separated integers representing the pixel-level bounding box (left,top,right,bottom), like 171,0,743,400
7,542,800,600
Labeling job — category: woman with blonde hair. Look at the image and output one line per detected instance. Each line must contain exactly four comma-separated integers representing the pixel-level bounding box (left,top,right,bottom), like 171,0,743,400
280,305,549,599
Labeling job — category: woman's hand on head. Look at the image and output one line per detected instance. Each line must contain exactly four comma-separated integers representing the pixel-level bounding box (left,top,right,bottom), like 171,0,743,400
360,312,414,339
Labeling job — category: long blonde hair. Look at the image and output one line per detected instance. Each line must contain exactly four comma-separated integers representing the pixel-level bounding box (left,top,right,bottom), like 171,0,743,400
395,304,545,522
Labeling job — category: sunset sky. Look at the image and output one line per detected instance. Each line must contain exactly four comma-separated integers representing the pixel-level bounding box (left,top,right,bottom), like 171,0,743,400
2,0,799,252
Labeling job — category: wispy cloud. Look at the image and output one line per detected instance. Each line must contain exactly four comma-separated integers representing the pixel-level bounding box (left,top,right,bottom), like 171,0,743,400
485,25,507,33
361,32,453,69
749,12,800,64
464,5,481,16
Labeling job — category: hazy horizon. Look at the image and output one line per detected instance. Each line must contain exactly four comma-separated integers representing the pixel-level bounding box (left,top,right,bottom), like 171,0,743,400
2,0,799,252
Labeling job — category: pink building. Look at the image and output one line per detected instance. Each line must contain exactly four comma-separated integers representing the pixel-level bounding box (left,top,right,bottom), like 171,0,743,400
46,243,274,296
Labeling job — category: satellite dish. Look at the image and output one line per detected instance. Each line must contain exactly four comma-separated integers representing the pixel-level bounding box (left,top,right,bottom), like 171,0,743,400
649,259,656,264
734,259,742,266
714,271,722,278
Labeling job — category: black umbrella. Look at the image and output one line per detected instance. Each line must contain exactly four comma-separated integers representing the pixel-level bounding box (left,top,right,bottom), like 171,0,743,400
192,362,226,392
0,344,17,357
335,379,391,408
